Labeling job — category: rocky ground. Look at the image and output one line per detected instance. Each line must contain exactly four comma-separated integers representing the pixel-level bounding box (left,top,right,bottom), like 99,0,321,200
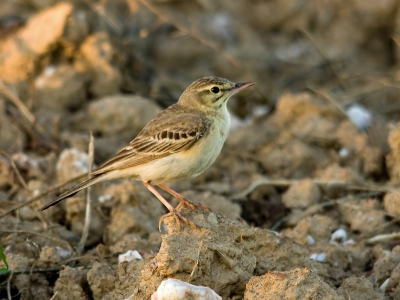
1,0,400,299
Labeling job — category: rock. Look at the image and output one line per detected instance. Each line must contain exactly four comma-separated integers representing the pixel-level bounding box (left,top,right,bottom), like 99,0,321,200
103,180,165,244
0,156,12,190
83,94,161,160
12,153,46,181
181,190,241,218
13,180,51,220
360,145,383,177
282,215,337,247
65,197,106,246
243,268,343,300
0,2,73,97
292,116,338,147
258,138,329,178
7,252,51,300
80,32,123,97
56,148,89,184
282,179,321,209
33,64,87,111
395,7,400,63
337,276,386,300
338,199,385,234
383,191,400,215
109,233,161,255
316,163,357,181
102,259,145,300
388,263,400,295
252,229,326,277
151,278,222,300
38,246,71,268
325,243,373,274
87,262,116,300
336,120,368,153
54,267,89,300
0,99,26,153
136,208,257,299
87,94,161,137
335,120,384,177
370,245,400,285
386,122,400,183
274,92,338,124
5,253,29,271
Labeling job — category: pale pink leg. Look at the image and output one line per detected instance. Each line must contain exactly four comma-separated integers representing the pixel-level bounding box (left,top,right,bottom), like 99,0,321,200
143,181,198,230
157,184,211,211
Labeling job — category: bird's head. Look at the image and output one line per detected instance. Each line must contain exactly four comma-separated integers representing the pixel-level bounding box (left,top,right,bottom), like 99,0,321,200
178,77,254,111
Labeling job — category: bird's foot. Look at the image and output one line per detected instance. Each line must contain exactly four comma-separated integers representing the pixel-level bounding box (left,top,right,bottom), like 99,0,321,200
176,196,211,212
156,184,211,212
159,208,199,231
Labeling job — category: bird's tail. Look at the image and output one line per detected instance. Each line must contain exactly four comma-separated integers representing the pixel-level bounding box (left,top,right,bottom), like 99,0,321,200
38,175,102,211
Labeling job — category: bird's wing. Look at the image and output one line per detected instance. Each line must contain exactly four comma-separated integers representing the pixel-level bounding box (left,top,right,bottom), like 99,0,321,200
91,108,211,176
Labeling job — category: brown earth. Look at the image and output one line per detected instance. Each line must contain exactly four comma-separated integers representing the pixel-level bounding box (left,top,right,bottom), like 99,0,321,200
1,0,400,299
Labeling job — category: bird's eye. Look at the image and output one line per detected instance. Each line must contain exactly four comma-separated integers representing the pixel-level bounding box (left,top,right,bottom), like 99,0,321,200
210,86,220,94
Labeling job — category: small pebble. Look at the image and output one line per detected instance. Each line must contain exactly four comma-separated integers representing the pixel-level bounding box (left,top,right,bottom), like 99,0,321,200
118,250,142,263
346,104,371,130
307,235,315,246
338,148,350,158
151,278,221,300
207,213,218,225
379,278,390,292
310,253,326,262
329,228,347,245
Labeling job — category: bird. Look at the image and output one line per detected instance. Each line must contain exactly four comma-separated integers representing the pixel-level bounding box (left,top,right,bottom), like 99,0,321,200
39,76,254,228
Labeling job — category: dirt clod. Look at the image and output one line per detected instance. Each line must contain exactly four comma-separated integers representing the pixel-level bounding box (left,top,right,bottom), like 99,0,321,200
337,276,385,300
243,268,343,300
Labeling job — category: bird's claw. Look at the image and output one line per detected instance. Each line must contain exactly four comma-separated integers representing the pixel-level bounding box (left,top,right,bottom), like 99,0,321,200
159,209,199,231
176,197,211,212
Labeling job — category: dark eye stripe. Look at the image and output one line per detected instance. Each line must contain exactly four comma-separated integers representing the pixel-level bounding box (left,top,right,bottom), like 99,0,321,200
213,95,223,102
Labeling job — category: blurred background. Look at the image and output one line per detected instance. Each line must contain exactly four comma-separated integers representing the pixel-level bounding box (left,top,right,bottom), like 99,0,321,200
2,1,400,298
1,0,400,215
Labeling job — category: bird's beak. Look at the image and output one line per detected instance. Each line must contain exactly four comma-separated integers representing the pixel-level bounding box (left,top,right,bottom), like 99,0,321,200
231,81,255,94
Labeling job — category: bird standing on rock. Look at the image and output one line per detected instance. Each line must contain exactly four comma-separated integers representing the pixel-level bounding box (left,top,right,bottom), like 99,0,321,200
39,77,254,228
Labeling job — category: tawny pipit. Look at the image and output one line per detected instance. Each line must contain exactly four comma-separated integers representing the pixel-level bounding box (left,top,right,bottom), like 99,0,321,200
40,77,254,227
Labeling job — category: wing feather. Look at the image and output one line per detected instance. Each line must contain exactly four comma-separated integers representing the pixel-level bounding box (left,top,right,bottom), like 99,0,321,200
91,106,211,176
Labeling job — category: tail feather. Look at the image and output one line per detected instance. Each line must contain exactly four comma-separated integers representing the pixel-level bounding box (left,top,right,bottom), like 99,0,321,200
39,176,101,211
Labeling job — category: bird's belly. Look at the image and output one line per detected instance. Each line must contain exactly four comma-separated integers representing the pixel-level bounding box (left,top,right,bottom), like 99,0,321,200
132,126,228,184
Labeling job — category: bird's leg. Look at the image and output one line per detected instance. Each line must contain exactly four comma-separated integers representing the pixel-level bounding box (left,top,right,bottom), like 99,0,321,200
157,184,211,211
142,181,198,230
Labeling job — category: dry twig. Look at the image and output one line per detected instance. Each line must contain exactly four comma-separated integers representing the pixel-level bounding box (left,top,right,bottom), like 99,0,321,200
81,0,122,32
367,232,400,245
270,192,381,231
307,87,348,118
0,80,58,151
230,177,352,200
0,150,28,190
49,291,59,300
0,230,72,252
7,271,13,300
0,173,86,218
300,29,349,90
26,240,40,300
76,132,94,256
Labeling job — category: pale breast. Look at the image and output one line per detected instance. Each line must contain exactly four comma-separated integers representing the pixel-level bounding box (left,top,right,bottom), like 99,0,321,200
132,108,231,184
186,107,231,176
